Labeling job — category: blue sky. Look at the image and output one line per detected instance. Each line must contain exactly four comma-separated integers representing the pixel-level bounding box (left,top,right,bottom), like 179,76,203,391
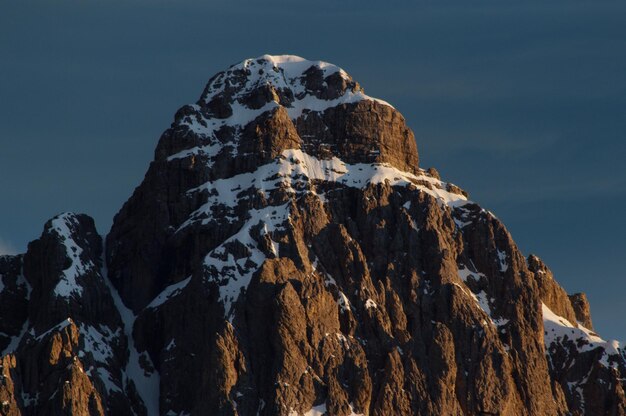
1,0,625,339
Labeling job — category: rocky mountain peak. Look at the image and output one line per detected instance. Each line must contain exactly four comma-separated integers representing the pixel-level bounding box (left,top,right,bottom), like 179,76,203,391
2,56,625,415
199,54,372,113
155,55,419,177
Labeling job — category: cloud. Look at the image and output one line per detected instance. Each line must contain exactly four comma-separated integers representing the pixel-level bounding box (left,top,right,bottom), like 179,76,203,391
0,237,18,255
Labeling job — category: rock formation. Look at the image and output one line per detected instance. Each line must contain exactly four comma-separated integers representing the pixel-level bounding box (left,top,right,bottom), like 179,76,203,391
1,55,624,415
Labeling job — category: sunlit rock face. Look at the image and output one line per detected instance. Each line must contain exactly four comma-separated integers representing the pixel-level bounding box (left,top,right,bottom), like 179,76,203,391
1,55,624,416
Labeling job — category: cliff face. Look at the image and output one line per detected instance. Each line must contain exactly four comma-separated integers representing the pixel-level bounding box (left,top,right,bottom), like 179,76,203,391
1,55,624,416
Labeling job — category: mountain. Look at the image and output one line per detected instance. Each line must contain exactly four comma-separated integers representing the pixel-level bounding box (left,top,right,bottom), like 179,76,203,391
1,54,624,416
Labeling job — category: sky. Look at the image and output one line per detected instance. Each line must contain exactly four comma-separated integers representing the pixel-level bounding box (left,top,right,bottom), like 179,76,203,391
1,0,625,339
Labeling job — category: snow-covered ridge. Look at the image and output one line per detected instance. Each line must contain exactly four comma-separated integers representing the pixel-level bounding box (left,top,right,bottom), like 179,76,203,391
179,149,469,232
168,55,393,158
47,213,96,298
203,54,392,116
542,302,622,368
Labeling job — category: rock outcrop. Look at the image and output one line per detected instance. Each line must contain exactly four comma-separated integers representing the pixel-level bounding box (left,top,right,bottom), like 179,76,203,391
569,292,594,330
1,213,145,415
1,55,624,415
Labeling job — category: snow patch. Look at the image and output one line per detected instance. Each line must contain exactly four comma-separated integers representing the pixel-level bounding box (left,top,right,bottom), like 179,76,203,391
457,266,508,328
496,249,509,272
336,333,351,350
1,320,29,356
337,291,351,313
204,204,290,318
180,149,469,233
165,339,176,351
101,243,159,416
454,218,472,229
147,277,192,309
542,302,622,368
289,403,327,416
168,100,279,160
21,391,38,407
48,213,96,298
78,324,117,364
34,318,73,341
290,403,364,416
457,265,486,283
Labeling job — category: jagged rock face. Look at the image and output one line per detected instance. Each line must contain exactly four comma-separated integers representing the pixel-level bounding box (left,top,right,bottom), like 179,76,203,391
0,213,143,415
0,256,28,354
1,55,625,415
569,293,594,330
107,55,418,313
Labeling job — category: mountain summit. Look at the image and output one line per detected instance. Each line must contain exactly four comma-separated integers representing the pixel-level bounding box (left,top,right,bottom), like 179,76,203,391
1,55,624,415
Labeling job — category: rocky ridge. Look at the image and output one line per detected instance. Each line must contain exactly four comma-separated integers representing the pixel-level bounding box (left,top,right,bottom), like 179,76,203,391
1,55,624,415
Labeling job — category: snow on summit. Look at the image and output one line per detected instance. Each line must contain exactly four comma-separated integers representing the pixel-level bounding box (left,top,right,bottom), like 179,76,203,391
156,56,471,321
199,54,392,118
166,54,399,162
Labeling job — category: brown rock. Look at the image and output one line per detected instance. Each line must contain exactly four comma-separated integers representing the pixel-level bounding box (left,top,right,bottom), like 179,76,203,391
569,293,594,330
